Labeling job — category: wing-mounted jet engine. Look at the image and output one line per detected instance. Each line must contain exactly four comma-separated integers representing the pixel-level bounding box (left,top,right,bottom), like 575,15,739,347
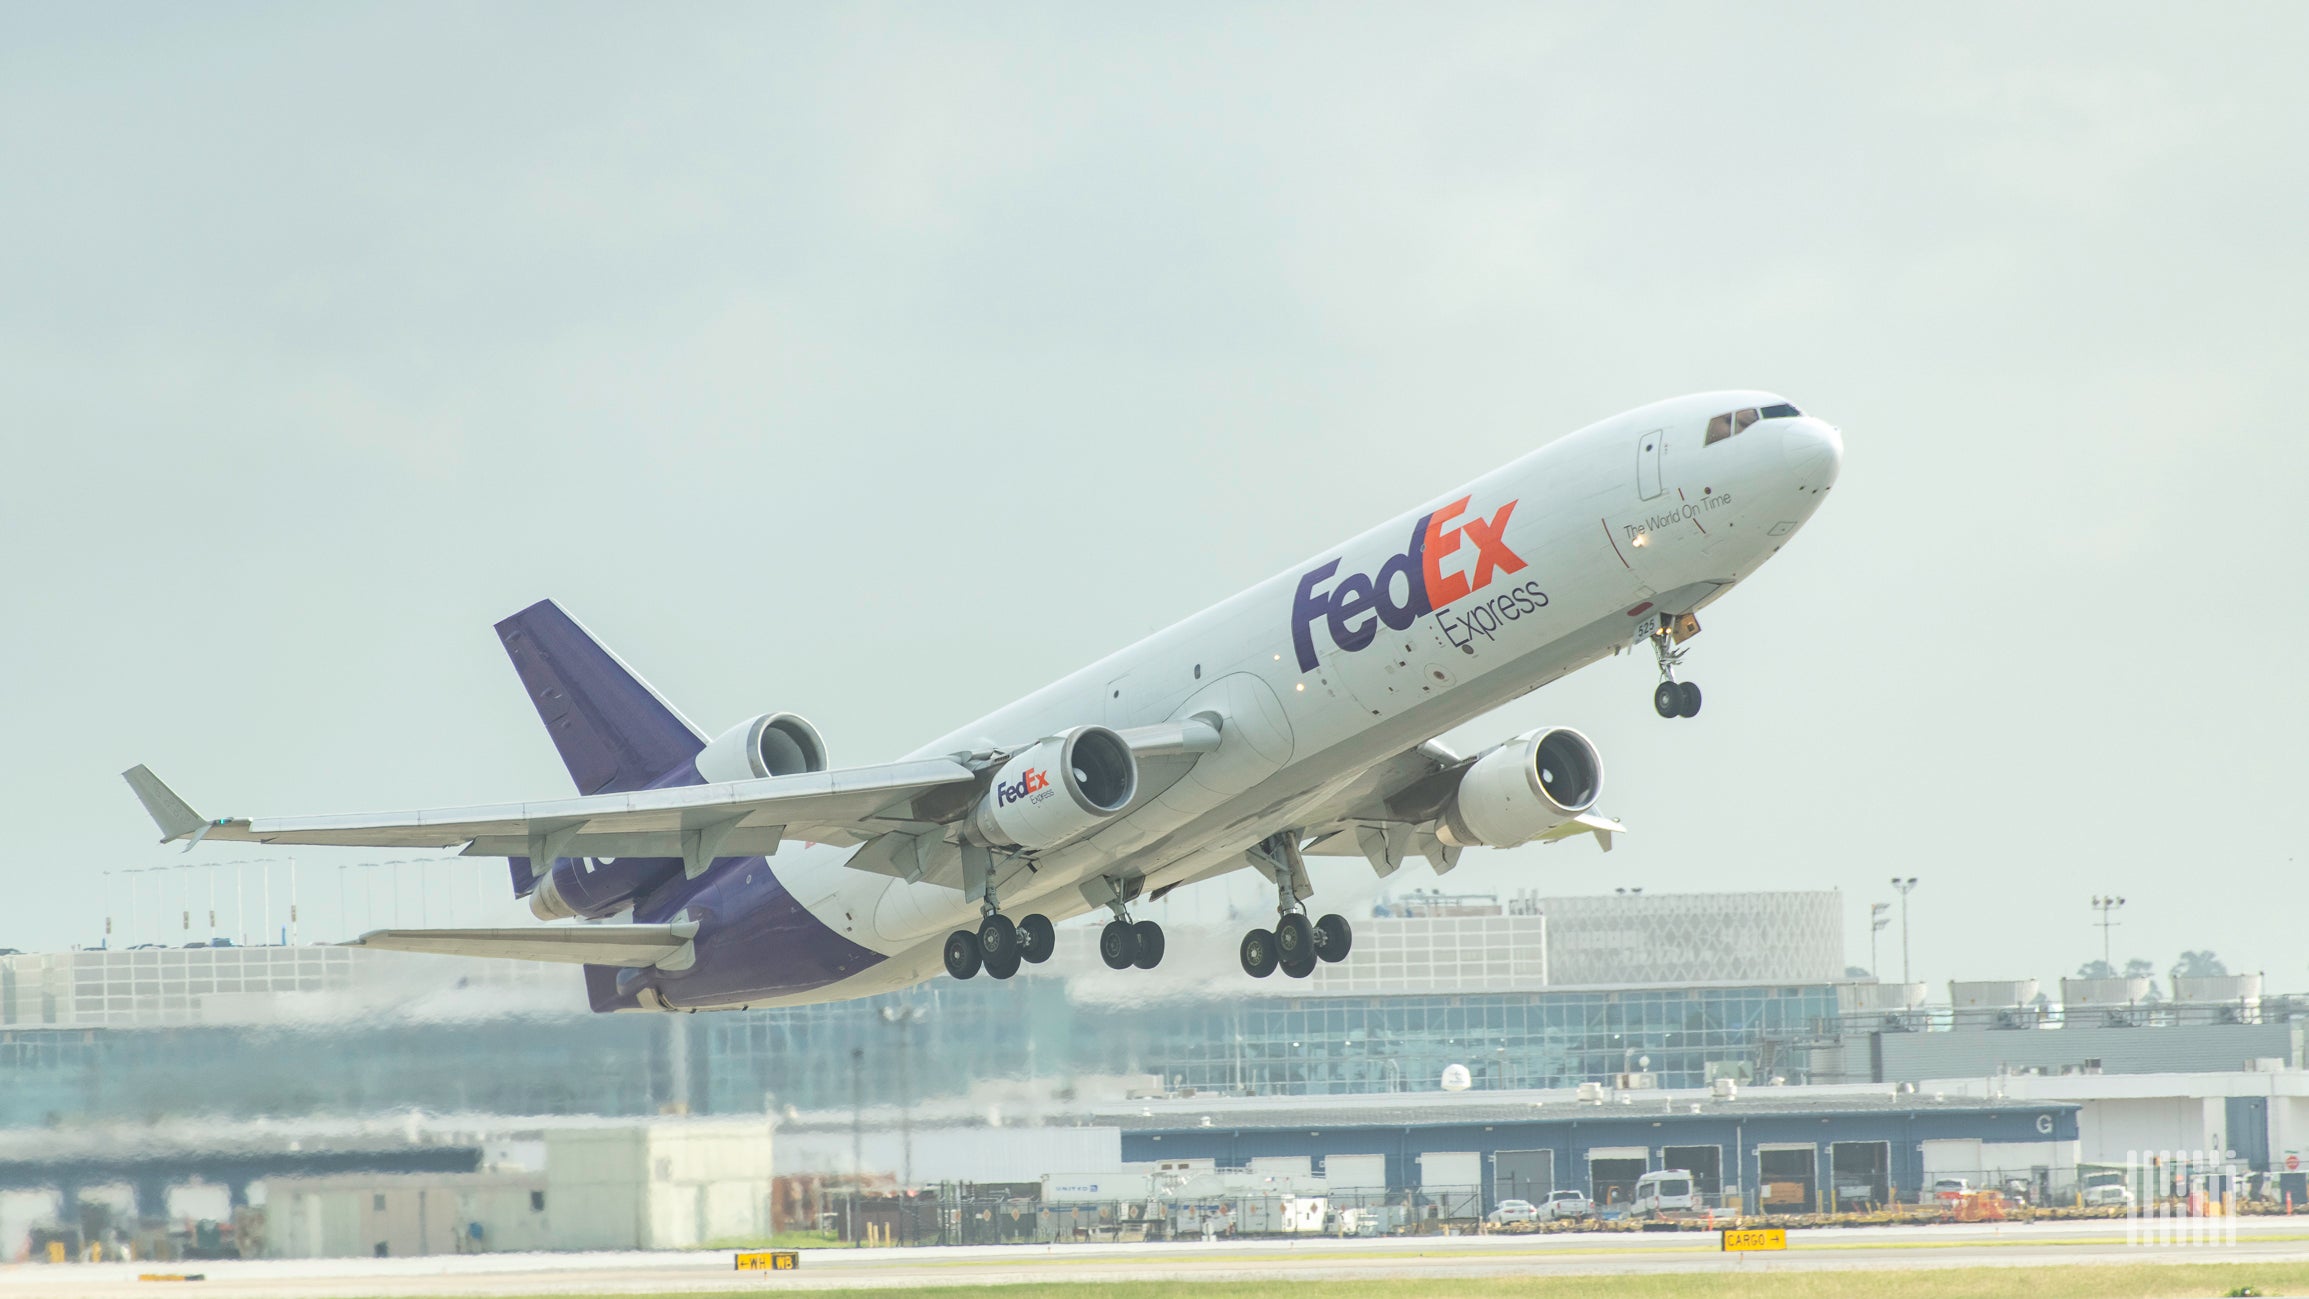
528,710,832,920
964,725,1139,852
1434,726,1603,848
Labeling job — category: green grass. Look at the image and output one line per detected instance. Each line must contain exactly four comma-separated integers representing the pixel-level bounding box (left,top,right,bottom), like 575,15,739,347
443,1262,2309,1299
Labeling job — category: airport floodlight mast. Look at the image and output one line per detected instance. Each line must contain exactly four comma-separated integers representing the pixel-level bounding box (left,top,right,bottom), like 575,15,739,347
1889,877,1919,984
879,1004,926,1190
1870,902,1891,980
2091,895,2127,969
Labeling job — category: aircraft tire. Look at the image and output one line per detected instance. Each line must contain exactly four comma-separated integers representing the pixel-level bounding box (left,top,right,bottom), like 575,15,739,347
983,945,1022,981
1017,913,1056,964
1653,682,1683,717
1678,681,1703,717
1274,912,1314,966
943,930,982,981
1313,913,1353,962
1131,920,1165,969
1099,919,1140,970
978,913,1018,963
1239,928,1279,978
1281,946,1318,979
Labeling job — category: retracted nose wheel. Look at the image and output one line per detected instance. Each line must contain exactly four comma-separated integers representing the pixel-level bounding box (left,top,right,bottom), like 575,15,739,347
1099,919,1141,970
942,929,982,981
1239,928,1279,978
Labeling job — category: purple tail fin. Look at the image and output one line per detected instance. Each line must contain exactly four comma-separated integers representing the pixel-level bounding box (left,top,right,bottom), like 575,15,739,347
496,600,706,796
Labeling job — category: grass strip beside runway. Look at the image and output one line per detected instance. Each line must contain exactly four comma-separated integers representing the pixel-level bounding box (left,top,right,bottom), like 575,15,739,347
469,1261,2309,1299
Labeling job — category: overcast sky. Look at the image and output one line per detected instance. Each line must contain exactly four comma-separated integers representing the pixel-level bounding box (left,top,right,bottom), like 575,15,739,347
3,4,2303,989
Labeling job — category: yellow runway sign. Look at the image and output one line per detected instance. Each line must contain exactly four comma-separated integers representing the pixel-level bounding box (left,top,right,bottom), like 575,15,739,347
734,1250,799,1271
1720,1227,1787,1252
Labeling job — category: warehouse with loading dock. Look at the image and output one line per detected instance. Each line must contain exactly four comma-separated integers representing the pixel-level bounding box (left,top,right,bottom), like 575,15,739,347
1106,1088,2082,1214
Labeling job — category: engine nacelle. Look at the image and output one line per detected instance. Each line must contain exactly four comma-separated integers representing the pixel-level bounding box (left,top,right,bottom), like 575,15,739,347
1436,726,1603,848
694,712,829,784
966,726,1139,851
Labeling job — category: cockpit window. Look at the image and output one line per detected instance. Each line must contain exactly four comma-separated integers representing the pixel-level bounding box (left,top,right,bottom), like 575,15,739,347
1706,403,1800,446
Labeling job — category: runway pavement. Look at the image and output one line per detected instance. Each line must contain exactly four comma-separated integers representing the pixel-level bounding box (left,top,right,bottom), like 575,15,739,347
11,1217,2309,1297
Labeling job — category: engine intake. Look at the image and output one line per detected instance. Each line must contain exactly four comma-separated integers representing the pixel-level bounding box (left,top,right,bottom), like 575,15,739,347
967,726,1139,851
695,712,829,784
1436,726,1603,848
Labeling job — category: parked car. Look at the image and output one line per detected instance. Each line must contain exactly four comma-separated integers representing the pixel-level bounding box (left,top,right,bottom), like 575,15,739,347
1537,1189,1594,1221
1630,1170,1699,1219
2081,1173,2135,1207
1486,1199,1538,1225
1931,1177,1971,1201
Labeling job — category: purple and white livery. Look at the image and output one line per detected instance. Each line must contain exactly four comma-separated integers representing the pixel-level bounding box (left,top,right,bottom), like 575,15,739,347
126,392,1842,1010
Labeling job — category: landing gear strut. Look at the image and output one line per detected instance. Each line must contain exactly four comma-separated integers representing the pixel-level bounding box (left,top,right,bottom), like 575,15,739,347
1650,614,1702,718
1238,832,1353,980
942,850,1056,982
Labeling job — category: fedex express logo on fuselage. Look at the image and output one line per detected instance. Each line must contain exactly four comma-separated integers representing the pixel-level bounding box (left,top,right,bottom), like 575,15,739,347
1291,495,1542,671
997,768,1052,807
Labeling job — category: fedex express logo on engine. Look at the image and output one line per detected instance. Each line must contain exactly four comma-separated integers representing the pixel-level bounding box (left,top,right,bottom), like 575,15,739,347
997,768,1051,807
1292,495,1538,671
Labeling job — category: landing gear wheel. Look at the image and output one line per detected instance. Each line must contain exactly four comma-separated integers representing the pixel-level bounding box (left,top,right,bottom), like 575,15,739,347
1677,681,1702,717
1016,913,1056,964
942,929,982,981
1654,681,1683,718
1274,912,1314,967
1313,913,1353,963
1239,928,1279,978
977,913,1018,965
1281,946,1318,979
1131,920,1166,970
1099,919,1140,970
983,945,1022,981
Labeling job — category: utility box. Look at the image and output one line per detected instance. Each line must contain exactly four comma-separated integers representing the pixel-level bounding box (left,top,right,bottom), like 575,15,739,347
544,1119,772,1251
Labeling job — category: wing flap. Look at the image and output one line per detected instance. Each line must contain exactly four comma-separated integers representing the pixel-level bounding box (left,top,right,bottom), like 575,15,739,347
346,924,691,967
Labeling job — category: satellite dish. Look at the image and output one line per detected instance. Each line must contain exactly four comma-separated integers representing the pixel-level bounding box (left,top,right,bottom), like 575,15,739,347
1440,1064,1472,1092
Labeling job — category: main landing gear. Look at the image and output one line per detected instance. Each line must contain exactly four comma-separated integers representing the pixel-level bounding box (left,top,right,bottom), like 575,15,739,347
1238,831,1353,980
1099,910,1166,971
943,909,1055,982
1649,613,1703,719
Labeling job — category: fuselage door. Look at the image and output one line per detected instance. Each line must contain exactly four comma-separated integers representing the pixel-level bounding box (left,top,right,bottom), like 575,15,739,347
1637,428,1665,500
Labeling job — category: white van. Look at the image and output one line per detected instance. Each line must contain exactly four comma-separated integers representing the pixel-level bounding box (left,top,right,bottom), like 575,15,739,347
1630,1169,1699,1219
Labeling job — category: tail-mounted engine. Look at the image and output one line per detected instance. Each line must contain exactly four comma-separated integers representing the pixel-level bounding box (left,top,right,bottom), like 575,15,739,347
694,712,829,783
966,726,1139,852
1436,726,1603,848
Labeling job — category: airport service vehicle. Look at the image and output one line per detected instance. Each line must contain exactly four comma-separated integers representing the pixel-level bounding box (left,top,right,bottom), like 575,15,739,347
124,392,1841,1012
1931,1178,1972,1201
1486,1199,1538,1225
1630,1170,1700,1219
1538,1189,1595,1221
2081,1172,2135,1207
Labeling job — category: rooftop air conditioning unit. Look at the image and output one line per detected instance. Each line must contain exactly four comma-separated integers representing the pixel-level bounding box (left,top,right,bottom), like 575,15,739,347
1576,1082,1606,1104
1711,1078,1738,1101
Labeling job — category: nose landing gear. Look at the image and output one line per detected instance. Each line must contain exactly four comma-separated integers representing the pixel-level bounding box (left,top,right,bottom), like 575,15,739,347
1649,614,1703,718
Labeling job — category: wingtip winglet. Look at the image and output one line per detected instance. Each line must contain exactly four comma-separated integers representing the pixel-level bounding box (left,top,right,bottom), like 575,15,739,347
121,764,208,845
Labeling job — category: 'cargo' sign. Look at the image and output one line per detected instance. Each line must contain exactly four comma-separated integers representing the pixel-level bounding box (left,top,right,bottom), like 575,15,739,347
1721,1228,1786,1252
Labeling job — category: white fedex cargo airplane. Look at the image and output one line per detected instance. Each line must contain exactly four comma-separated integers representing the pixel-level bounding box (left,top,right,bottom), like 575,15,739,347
126,391,1840,1010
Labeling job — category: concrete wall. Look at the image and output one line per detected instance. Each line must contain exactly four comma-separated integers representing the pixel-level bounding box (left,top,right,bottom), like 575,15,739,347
1876,1023,2300,1082
543,1119,771,1251
267,1173,548,1259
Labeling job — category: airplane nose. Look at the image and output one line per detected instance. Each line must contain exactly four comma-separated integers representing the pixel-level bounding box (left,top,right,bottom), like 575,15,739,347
1780,417,1842,490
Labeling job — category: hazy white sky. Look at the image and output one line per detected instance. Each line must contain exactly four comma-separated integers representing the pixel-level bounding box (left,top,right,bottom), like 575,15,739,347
3,5,2303,988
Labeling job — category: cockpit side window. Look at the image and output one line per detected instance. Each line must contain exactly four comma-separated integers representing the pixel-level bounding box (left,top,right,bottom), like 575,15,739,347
1734,407,1760,434
1704,413,1734,445
1707,403,1798,446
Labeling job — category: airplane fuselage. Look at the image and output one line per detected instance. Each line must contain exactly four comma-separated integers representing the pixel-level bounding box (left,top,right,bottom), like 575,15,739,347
616,390,1842,1010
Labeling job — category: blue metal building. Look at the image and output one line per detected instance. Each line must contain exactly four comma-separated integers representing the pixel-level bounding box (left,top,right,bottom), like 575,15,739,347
1111,1092,2081,1213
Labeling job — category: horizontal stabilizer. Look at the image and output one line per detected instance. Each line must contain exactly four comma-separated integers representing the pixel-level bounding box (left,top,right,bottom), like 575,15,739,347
346,923,694,967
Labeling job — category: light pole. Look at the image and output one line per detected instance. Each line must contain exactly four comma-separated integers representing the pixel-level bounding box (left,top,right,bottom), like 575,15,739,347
849,1046,865,1247
1889,878,1919,985
2090,896,2126,971
1870,903,1891,980
880,1004,925,1192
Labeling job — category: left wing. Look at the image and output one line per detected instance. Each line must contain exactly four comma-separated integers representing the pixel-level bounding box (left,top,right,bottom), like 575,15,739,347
122,759,981,871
